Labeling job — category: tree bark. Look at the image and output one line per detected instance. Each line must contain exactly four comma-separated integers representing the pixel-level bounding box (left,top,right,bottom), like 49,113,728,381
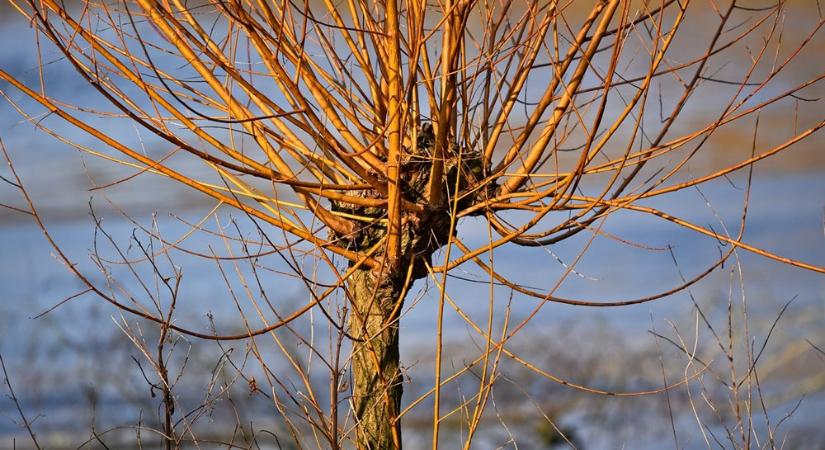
348,268,404,450
334,122,488,448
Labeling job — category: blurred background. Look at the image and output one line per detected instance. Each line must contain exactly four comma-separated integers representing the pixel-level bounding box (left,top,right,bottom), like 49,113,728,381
1,1,824,448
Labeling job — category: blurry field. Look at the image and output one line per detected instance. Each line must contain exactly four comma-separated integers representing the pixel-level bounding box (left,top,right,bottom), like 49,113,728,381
1,2,824,448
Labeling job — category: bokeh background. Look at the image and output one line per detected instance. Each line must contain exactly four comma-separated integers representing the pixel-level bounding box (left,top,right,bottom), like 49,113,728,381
1,1,824,448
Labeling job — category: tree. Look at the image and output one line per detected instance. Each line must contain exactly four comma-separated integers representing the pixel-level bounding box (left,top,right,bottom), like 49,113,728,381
1,0,822,448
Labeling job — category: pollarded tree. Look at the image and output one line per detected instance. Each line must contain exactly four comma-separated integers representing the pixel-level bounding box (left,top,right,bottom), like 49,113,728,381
1,0,823,448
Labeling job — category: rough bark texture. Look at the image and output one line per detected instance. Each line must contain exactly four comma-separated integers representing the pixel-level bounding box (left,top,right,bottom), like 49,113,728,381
348,269,404,450
333,123,495,449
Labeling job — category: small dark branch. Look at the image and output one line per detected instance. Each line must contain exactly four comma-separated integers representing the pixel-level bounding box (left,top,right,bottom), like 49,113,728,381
0,353,42,450
0,174,22,188
0,202,33,216
31,287,93,319
806,339,825,359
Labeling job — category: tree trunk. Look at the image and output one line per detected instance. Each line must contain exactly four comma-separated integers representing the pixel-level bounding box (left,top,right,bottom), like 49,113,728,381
333,122,491,448
348,268,404,450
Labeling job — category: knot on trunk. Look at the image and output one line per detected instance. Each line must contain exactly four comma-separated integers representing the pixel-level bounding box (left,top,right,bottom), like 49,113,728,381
330,122,496,281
